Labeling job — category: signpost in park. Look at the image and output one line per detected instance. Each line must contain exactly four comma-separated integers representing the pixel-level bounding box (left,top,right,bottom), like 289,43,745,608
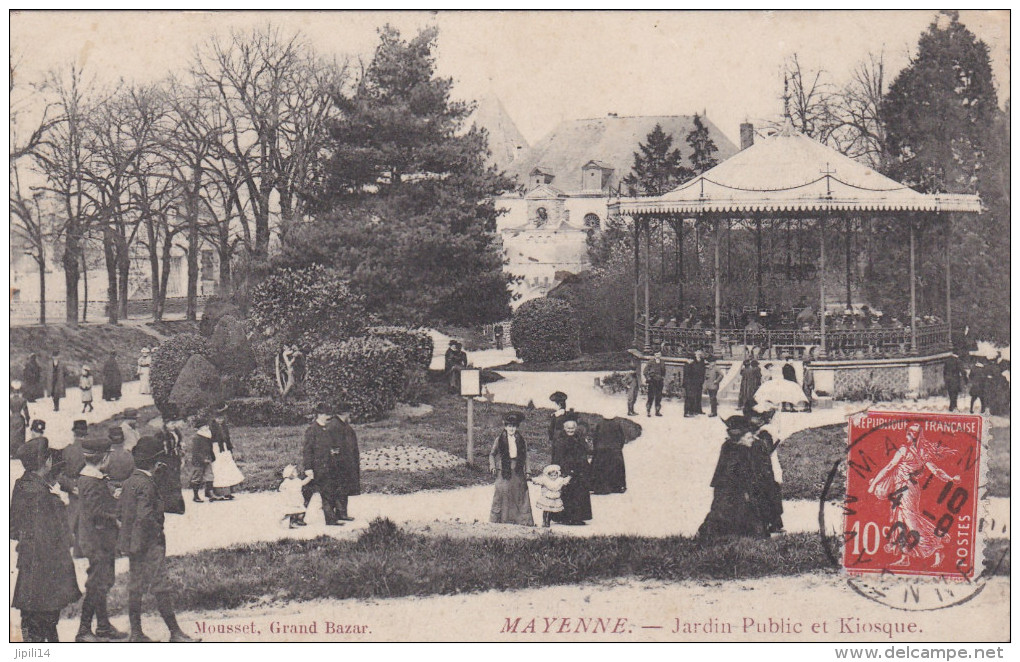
460,368,482,465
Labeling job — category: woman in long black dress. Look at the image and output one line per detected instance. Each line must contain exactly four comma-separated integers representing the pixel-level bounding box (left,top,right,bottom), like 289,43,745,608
101,352,123,401
697,415,770,539
589,416,627,494
551,413,592,525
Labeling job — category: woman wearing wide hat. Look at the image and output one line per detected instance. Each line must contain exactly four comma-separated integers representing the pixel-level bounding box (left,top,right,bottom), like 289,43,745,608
488,411,535,526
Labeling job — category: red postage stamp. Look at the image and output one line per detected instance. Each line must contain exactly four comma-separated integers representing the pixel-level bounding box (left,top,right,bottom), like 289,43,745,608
843,411,983,579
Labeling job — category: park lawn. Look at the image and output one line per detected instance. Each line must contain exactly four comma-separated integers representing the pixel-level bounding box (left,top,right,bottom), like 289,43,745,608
494,351,634,372
221,382,641,494
75,521,1009,618
779,422,1010,501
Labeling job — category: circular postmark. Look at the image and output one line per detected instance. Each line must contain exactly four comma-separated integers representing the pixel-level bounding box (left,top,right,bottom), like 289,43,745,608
816,410,1006,612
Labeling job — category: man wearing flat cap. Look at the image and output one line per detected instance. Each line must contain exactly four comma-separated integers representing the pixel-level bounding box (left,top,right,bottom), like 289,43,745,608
75,436,128,642
118,436,199,642
303,403,361,525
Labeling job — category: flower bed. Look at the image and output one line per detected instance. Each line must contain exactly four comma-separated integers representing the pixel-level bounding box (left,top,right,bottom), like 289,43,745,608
361,444,467,472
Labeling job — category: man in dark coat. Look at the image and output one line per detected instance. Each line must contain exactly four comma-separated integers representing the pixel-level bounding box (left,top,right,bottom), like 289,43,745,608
23,353,43,402
75,436,129,642
551,414,592,525
969,357,989,413
10,437,82,642
118,437,199,642
704,357,725,418
944,353,965,412
738,358,762,411
48,351,67,411
684,350,707,417
58,419,89,558
548,391,569,442
102,351,123,401
303,403,360,525
589,417,627,494
10,380,29,458
626,357,640,416
444,340,469,394
645,352,666,417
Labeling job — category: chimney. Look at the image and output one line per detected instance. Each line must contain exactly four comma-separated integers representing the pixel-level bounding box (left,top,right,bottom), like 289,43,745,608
740,122,755,150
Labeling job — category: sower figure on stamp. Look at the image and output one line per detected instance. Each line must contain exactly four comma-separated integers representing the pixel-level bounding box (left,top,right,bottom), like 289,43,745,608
119,436,200,642
75,436,129,642
303,403,360,526
645,352,666,417
10,437,82,643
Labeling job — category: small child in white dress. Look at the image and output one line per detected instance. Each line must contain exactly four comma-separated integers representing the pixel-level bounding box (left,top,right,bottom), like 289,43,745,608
530,464,572,527
279,464,312,528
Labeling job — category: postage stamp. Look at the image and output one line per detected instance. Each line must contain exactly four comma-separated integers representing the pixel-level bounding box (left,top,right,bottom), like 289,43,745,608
843,411,983,580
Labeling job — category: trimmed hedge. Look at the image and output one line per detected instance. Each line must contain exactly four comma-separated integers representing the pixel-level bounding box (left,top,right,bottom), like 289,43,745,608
209,315,257,377
511,298,581,363
199,297,241,337
151,334,212,415
250,265,366,344
306,337,407,423
168,354,223,416
367,326,434,370
223,397,313,427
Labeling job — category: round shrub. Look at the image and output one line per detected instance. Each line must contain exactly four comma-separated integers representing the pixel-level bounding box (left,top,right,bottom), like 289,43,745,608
199,296,241,337
511,298,581,363
367,326,434,370
151,333,212,415
250,265,366,344
306,337,407,423
209,314,257,377
169,354,223,416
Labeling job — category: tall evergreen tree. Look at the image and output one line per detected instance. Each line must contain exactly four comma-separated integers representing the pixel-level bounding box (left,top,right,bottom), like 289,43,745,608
685,113,719,174
283,25,514,326
622,124,693,196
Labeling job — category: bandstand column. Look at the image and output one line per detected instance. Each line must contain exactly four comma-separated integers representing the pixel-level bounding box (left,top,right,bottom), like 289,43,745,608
633,215,640,345
643,217,651,352
714,216,722,345
818,214,827,356
945,213,952,338
909,217,917,355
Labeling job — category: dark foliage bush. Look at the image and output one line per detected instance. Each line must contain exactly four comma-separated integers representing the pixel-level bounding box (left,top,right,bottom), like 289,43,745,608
151,334,212,416
306,337,407,422
249,265,366,344
223,398,313,427
511,298,580,363
367,326,434,370
208,315,257,377
169,354,223,416
199,297,241,337
548,270,635,353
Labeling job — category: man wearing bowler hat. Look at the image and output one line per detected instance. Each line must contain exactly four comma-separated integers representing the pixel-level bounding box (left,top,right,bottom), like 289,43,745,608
303,402,360,525
75,435,129,642
119,436,199,642
58,419,90,557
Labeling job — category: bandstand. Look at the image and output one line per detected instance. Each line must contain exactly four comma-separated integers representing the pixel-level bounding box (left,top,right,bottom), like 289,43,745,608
608,128,981,401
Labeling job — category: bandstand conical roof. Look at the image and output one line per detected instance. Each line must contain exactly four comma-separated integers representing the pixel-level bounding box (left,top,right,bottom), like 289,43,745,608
613,128,981,215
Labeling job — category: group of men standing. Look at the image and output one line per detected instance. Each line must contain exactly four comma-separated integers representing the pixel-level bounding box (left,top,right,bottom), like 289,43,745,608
302,403,361,526
628,350,726,418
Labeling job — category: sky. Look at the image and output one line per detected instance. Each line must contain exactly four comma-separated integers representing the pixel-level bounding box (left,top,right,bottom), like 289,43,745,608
9,10,1011,146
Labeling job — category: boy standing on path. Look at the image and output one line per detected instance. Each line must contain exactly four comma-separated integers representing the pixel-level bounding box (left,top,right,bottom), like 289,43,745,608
645,352,666,417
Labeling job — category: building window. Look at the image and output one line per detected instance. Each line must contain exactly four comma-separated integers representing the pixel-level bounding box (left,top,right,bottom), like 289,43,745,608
535,207,548,227
584,213,601,230
200,249,215,281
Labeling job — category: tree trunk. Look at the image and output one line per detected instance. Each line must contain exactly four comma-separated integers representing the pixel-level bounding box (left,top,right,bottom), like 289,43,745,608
218,234,232,297
278,188,294,244
186,204,199,322
63,229,81,327
102,226,119,325
147,218,161,321
157,235,173,321
81,246,88,323
254,186,272,259
118,245,130,322
37,257,46,326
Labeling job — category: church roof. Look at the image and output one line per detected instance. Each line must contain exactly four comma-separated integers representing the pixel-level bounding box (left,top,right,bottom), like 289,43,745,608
510,114,738,191
470,95,529,171
612,129,981,214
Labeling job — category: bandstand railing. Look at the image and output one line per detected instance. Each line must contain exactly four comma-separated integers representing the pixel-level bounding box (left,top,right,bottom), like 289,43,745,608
635,322,951,360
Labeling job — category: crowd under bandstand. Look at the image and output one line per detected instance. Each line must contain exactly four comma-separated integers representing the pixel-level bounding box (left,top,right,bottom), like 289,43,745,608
608,128,982,374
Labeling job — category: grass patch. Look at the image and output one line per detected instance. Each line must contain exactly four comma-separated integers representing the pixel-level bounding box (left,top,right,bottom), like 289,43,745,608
213,381,641,493
780,422,1011,501
145,319,200,337
493,351,634,372
10,324,159,384
83,520,1010,617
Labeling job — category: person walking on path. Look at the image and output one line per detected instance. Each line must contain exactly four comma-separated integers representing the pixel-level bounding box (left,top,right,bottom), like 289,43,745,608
627,357,640,416
79,365,94,413
488,411,535,526
10,437,82,642
705,357,725,418
944,353,965,412
684,350,707,417
645,352,666,417
530,464,570,527
48,351,67,412
738,357,762,412
137,348,152,395
118,436,200,642
494,324,505,351
551,413,592,525
697,415,771,539
75,436,129,642
23,353,43,403
589,416,627,494
210,404,242,500
189,418,217,502
101,351,122,402
801,360,815,412
303,403,359,525
969,357,989,414
10,380,30,459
